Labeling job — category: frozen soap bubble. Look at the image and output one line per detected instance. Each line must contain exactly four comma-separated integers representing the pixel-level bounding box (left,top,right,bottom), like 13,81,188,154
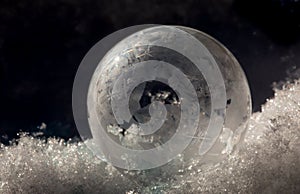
72,25,251,184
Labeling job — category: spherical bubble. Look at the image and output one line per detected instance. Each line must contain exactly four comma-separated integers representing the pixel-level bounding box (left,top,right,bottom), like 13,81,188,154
74,25,251,184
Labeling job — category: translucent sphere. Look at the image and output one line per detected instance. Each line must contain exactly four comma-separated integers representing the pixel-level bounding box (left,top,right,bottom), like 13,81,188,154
75,25,251,184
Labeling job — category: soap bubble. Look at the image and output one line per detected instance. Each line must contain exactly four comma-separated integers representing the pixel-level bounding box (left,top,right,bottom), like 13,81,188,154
72,25,251,174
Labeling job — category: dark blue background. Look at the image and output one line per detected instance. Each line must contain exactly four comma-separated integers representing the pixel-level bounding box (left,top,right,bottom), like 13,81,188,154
0,0,299,143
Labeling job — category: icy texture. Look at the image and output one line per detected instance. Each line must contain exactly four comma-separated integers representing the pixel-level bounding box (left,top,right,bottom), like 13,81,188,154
1,80,300,193
86,26,251,170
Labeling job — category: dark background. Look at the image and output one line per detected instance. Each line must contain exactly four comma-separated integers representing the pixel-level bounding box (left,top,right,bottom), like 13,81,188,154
0,0,300,143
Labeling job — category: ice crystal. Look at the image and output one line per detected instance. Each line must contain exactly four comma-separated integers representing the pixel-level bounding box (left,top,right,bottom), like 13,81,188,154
1,80,300,193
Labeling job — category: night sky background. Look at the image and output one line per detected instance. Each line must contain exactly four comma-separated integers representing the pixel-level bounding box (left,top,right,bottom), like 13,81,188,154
0,0,300,144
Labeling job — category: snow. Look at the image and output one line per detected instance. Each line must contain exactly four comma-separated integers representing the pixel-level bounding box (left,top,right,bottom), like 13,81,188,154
0,80,300,193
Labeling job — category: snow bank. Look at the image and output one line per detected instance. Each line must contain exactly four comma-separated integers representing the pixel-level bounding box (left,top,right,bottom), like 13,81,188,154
1,80,300,193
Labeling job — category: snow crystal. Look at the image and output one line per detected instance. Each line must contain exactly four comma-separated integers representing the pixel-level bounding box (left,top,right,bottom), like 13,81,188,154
1,80,300,193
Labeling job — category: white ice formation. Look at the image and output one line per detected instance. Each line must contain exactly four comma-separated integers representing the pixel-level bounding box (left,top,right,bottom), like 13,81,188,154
0,79,300,193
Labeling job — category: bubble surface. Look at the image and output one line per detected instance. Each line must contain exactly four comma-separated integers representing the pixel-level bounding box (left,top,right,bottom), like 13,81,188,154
73,25,252,172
